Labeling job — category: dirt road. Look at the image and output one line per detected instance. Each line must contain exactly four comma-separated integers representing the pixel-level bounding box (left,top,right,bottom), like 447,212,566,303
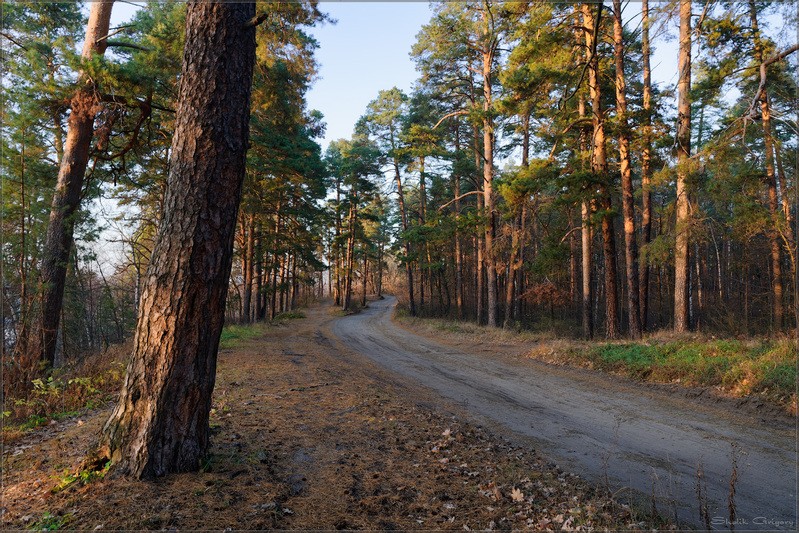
331,296,797,530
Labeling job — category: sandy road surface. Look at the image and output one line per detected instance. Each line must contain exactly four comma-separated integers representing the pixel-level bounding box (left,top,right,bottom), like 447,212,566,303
330,296,797,530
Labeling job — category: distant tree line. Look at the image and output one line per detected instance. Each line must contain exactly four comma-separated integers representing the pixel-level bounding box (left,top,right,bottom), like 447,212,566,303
348,0,796,338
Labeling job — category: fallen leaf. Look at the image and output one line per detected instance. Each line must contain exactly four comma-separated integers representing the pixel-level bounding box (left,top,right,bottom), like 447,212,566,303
511,487,524,502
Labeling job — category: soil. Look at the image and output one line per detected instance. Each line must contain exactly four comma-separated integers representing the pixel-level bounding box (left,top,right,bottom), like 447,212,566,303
2,301,657,531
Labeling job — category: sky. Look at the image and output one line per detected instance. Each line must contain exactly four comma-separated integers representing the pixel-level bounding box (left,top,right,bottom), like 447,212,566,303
305,2,434,150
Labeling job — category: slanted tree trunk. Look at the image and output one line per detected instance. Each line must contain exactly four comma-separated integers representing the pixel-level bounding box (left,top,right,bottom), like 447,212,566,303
674,0,692,332
99,1,257,478
612,0,641,339
38,1,114,367
640,0,653,331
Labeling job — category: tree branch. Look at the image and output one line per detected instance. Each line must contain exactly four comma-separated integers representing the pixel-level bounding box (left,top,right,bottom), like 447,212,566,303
433,109,470,130
438,190,483,211
105,40,151,52
245,12,269,29
745,43,799,118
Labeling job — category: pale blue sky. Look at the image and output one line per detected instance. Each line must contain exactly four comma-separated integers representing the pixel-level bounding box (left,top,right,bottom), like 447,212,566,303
306,2,433,150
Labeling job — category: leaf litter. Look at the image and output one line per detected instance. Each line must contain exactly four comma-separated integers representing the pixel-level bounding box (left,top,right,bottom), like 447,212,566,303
2,303,667,530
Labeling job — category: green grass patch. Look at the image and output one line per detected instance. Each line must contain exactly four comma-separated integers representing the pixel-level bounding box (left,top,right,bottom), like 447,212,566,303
586,339,796,402
219,323,269,349
274,310,305,320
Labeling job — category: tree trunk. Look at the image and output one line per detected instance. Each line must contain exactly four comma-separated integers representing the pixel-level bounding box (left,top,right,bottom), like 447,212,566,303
394,161,416,316
241,214,255,323
578,91,593,339
674,0,692,332
583,2,618,339
640,0,653,331
482,45,498,328
612,0,641,339
99,1,257,478
749,1,783,330
38,1,114,367
419,156,427,312
343,193,357,311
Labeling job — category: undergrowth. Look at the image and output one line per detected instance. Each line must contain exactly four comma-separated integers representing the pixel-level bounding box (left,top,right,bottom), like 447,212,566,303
3,343,129,439
583,339,796,405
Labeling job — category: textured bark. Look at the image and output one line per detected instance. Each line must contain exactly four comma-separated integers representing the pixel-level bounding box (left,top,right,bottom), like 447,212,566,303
578,88,593,340
581,201,594,339
749,1,783,330
453,129,464,320
482,43,498,328
38,1,114,367
583,2,619,339
639,0,653,331
612,0,641,339
419,156,427,311
674,0,692,332
99,1,257,478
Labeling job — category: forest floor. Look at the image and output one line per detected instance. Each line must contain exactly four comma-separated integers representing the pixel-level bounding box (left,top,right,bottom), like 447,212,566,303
2,301,662,531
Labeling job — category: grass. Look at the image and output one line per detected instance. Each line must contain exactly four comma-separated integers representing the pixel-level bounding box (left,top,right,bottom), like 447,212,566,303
582,338,796,401
220,312,306,349
219,323,269,349
396,313,797,414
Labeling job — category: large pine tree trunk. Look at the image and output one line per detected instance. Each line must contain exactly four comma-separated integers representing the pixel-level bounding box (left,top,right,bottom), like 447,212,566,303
612,0,641,339
749,1,783,330
578,91,593,340
674,0,692,332
99,1,257,478
482,47,498,328
38,1,114,367
583,2,619,339
639,0,653,331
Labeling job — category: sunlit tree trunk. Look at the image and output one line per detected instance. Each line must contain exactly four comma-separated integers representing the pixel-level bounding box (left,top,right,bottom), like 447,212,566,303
749,0,783,330
482,41,498,327
640,0,653,331
613,0,641,339
583,2,618,339
674,0,692,332
38,1,114,367
99,1,257,478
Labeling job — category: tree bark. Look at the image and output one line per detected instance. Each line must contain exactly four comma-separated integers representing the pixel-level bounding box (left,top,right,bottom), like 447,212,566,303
583,2,619,339
482,42,498,328
99,1,257,478
749,0,783,330
612,0,641,339
639,0,653,331
38,1,114,367
674,0,692,332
